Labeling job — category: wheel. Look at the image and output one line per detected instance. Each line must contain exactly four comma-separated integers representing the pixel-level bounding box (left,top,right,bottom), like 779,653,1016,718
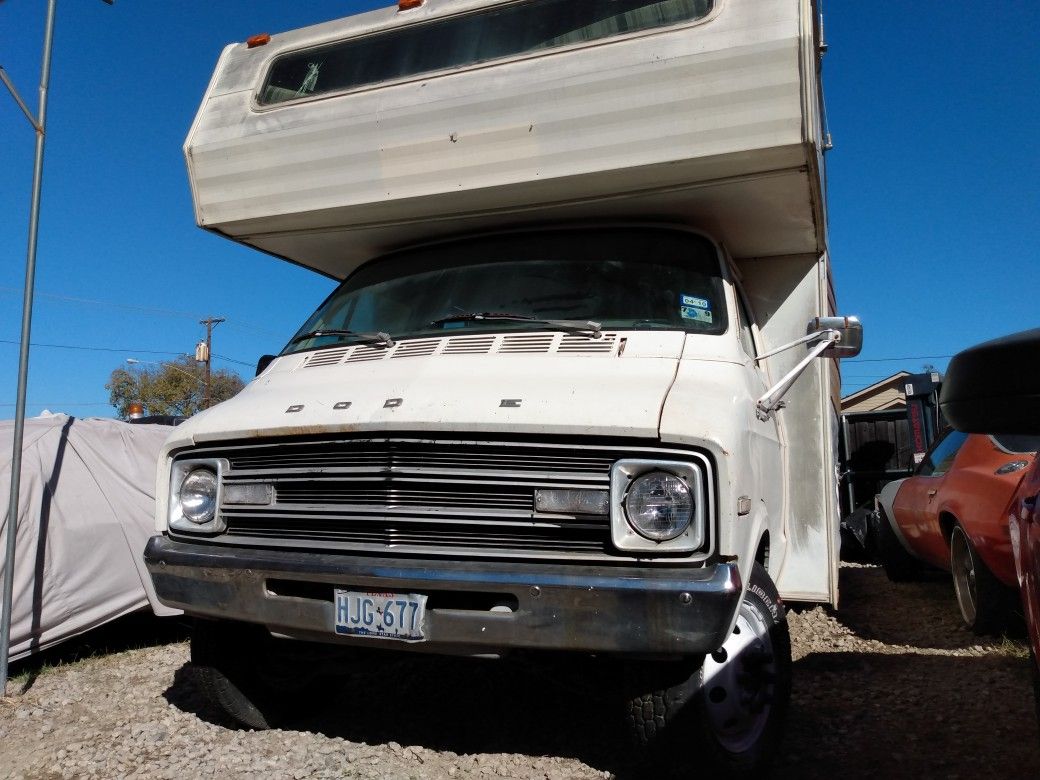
875,507,921,582
625,563,791,777
191,620,324,729
950,524,1009,634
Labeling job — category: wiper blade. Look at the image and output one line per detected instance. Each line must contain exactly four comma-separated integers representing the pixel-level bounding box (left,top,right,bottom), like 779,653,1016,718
290,329,395,348
429,312,602,338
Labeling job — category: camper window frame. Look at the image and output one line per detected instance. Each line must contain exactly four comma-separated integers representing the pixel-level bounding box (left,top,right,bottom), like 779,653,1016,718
251,0,724,112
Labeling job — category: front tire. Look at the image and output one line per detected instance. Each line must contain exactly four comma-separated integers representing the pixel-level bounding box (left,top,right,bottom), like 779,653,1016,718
191,620,323,729
876,507,921,582
626,563,791,777
950,524,1008,634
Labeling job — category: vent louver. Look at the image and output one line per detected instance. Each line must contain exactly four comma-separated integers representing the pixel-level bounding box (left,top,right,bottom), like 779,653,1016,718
301,331,621,368
559,334,616,353
442,335,496,355
345,346,390,362
499,334,555,353
302,348,349,367
391,339,439,359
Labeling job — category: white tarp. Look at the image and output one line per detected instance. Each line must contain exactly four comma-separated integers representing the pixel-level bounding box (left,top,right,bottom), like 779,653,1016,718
0,413,178,662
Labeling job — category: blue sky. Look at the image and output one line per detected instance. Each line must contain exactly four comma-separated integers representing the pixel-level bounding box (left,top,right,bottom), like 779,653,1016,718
1,0,1037,418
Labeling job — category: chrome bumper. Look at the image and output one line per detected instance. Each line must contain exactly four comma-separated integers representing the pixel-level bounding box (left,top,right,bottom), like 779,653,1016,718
144,536,741,656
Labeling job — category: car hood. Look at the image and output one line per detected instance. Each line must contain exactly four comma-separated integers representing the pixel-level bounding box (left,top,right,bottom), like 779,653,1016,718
167,332,690,448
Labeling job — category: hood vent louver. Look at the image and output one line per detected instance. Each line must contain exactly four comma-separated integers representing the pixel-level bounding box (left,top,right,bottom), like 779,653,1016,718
302,347,350,367
391,339,439,359
300,332,619,368
442,335,496,355
559,334,616,353
499,334,555,353
345,345,390,362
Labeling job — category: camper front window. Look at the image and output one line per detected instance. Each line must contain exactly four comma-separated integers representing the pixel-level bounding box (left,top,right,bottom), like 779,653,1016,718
260,0,714,106
283,228,727,355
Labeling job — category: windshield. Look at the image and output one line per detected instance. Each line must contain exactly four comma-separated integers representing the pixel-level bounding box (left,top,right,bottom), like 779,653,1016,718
992,434,1040,454
283,229,727,355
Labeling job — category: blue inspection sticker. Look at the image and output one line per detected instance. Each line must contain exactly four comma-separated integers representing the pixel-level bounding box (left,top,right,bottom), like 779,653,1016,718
680,306,713,324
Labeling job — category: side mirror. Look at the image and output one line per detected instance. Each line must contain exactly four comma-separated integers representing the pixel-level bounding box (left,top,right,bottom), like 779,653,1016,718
940,328,1040,435
255,354,276,377
807,316,863,359
754,314,863,420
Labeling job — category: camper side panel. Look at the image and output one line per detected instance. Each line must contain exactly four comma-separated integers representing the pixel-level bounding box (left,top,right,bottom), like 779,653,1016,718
741,254,838,603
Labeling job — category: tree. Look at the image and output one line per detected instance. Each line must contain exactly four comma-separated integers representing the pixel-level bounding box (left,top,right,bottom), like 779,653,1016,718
107,355,245,419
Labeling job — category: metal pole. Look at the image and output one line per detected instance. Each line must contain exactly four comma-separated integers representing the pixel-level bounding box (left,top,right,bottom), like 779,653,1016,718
1,0,58,695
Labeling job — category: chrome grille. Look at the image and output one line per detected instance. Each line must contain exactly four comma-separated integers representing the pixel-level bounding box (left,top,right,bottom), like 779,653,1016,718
171,437,712,563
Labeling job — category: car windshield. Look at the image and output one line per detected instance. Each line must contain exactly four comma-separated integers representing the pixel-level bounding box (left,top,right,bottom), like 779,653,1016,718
992,434,1040,454
283,229,727,355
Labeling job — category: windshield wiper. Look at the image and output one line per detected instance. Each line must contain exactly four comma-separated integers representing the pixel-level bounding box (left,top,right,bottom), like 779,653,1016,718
290,329,395,348
429,312,602,338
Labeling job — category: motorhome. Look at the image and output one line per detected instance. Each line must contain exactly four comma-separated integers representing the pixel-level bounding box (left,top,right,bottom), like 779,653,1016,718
145,0,860,772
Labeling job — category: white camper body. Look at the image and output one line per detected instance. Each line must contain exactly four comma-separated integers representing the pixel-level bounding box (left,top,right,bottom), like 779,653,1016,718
148,0,853,765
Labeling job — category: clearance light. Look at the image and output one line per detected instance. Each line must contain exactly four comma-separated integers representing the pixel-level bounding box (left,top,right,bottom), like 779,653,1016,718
246,33,271,49
399,0,424,10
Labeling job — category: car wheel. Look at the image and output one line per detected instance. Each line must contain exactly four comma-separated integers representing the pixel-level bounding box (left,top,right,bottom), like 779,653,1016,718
950,524,1008,635
625,563,791,777
191,620,324,729
875,507,921,582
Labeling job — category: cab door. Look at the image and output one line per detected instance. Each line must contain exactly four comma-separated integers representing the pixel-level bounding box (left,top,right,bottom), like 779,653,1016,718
732,282,784,572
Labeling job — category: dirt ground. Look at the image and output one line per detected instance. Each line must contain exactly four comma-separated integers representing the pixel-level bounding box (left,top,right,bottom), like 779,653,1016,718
1,564,1037,779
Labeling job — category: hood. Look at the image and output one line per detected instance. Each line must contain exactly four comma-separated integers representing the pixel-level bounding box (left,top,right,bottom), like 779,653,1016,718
172,331,689,447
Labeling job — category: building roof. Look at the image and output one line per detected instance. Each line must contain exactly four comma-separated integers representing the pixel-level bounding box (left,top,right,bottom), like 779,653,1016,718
841,371,911,413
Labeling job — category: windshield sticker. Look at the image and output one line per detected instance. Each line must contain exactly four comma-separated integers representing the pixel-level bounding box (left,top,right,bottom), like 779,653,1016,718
680,294,713,324
681,306,713,324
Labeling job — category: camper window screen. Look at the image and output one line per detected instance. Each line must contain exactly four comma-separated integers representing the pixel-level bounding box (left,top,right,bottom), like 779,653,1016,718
260,0,714,105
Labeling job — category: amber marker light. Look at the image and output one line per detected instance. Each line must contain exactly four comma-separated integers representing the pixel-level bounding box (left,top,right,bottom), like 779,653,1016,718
246,33,271,49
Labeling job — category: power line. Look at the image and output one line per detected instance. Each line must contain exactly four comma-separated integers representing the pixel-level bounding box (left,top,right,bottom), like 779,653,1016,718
0,286,285,337
845,355,953,363
213,353,254,367
0,338,186,356
0,285,203,320
0,338,249,367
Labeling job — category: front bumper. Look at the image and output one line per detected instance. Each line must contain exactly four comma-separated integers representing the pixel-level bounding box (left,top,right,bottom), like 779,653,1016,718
144,536,742,656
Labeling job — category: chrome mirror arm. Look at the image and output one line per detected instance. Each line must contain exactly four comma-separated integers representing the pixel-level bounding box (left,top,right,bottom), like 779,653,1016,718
755,329,839,363
755,330,841,421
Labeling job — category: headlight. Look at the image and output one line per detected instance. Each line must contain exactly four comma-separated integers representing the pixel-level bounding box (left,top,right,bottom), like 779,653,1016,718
179,468,218,524
624,471,693,541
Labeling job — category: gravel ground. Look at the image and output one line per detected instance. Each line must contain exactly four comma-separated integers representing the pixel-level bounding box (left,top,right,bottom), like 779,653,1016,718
1,564,1037,779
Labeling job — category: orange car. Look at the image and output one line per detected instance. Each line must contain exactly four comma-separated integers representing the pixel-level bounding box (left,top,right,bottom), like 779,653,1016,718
876,430,1039,633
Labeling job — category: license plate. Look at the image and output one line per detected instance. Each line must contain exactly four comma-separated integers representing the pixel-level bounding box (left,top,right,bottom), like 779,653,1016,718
334,589,427,642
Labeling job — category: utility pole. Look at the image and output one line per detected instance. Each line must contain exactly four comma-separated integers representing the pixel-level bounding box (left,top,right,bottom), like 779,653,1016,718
196,316,225,409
